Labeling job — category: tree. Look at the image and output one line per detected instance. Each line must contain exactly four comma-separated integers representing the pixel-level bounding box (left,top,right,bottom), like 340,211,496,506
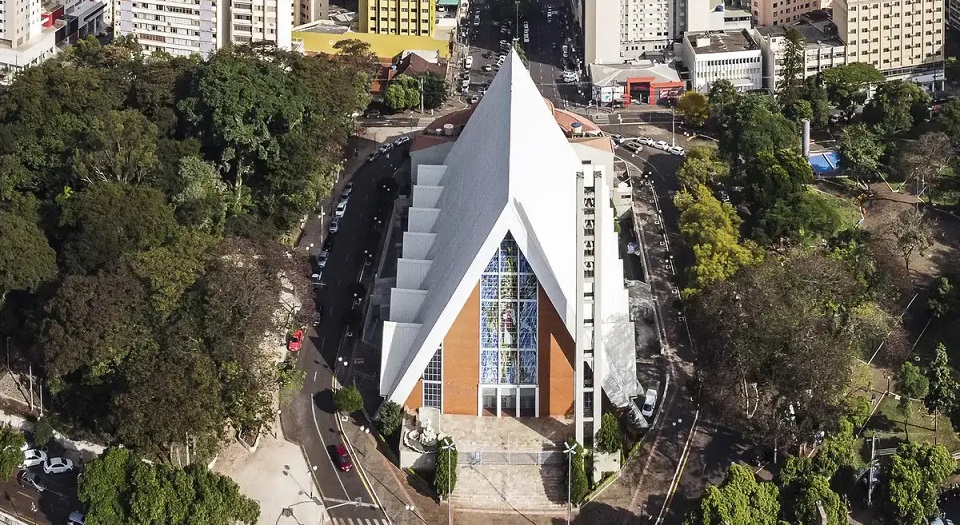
435,437,458,497
929,274,960,318
80,447,259,525
72,109,159,185
674,184,762,292
171,156,229,234
820,63,885,119
384,76,421,112
718,94,798,172
566,438,589,505
127,230,217,318
896,132,954,194
935,98,960,140
33,417,54,448
0,210,57,302
893,207,934,270
707,79,738,125
690,251,880,449
923,343,957,444
812,420,856,480
875,442,956,525
776,28,805,108
416,73,447,110
838,124,885,181
0,428,25,480
799,75,831,129
683,464,780,525
863,80,932,136
896,362,930,400
58,182,179,275
777,456,846,525
378,401,404,437
334,385,364,414
596,413,622,453
676,146,729,190
676,92,710,128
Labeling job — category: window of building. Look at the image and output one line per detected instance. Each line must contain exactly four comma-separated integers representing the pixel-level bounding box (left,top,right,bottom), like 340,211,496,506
422,345,442,409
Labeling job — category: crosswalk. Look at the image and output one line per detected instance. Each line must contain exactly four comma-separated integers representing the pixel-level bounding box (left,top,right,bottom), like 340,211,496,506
328,518,390,525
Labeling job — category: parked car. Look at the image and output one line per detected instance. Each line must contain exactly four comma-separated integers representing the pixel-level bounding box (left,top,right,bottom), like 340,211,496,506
42,457,73,475
329,217,341,234
342,181,354,197
638,136,654,145
335,200,348,218
311,272,323,287
363,109,382,119
653,140,669,150
17,470,45,492
468,96,480,104
641,388,658,418
463,55,473,68
609,133,624,144
482,64,493,72
287,330,304,352
461,78,470,90
333,444,353,472
394,136,410,147
313,304,324,326
376,144,393,155
67,512,86,525
366,152,377,163
22,448,46,468
622,141,642,153
668,145,686,156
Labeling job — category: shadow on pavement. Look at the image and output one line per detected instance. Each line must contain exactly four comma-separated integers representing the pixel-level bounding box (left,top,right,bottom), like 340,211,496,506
574,501,649,524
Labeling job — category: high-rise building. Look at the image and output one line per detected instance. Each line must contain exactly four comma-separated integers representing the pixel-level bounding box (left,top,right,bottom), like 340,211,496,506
750,0,822,27
0,0,58,81
115,0,292,58
753,13,846,91
833,0,943,79
293,0,325,25
359,0,434,36
381,51,640,455
949,0,960,29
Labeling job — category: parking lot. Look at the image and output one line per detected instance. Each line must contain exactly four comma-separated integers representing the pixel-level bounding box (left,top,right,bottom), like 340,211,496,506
4,441,83,525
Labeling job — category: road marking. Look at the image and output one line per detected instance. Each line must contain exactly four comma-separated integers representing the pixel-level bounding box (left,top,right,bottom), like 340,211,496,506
311,390,351,499
313,371,317,382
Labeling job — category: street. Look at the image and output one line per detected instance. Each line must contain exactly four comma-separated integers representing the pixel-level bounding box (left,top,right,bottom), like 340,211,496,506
279,138,406,525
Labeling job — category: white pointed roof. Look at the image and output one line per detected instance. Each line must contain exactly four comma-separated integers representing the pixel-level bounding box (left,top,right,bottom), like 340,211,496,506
380,51,583,404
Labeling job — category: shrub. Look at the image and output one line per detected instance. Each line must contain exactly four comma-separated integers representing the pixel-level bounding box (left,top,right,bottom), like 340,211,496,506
596,413,622,453
565,439,589,505
378,401,403,437
0,428,25,479
435,437,458,497
33,417,54,448
334,385,364,414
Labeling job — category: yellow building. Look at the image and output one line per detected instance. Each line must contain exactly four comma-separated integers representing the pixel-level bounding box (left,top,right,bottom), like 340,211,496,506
359,0,435,36
293,27,450,60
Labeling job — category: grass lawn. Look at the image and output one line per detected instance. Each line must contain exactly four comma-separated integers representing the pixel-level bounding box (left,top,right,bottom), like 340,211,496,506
808,186,863,231
911,315,960,367
858,395,960,462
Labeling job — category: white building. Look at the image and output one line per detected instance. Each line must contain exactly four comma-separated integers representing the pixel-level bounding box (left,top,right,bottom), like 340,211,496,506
0,0,58,82
116,0,291,58
753,13,846,91
577,0,674,64
685,0,752,33
679,30,764,92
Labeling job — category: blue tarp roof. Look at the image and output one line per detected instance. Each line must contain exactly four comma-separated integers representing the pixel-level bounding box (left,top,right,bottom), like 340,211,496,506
809,151,840,176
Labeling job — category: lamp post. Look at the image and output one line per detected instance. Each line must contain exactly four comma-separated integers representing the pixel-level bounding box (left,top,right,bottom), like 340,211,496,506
440,439,456,525
563,440,578,525
671,106,676,147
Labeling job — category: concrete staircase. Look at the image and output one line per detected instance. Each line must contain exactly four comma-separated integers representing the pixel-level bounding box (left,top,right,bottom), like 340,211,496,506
450,464,568,512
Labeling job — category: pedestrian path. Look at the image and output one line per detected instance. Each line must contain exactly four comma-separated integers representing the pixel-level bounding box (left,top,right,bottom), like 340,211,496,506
328,518,390,525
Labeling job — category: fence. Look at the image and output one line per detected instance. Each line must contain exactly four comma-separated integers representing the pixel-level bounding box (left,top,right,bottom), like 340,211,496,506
459,450,564,466
0,511,31,525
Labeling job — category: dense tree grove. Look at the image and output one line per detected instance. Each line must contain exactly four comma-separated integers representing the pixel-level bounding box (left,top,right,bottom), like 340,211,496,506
0,37,375,461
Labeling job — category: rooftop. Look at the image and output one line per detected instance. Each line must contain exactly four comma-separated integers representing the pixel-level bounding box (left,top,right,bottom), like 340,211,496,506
685,30,758,54
588,61,682,87
755,12,844,48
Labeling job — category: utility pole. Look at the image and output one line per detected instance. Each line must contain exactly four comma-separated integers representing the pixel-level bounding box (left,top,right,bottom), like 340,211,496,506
28,364,32,412
671,106,676,147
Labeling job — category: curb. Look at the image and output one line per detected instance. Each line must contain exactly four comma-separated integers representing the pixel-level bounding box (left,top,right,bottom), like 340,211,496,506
335,410,391,522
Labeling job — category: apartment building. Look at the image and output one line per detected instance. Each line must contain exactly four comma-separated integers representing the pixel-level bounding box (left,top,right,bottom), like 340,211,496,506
751,0,821,27
833,0,944,79
359,0,434,36
753,13,846,90
293,0,325,25
686,0,752,32
950,0,960,29
679,30,764,92
116,0,292,58
0,0,58,81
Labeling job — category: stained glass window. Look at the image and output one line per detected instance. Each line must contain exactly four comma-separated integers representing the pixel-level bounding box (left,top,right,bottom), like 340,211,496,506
480,233,538,387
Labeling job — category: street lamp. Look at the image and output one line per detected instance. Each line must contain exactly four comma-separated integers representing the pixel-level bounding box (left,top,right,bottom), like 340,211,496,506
563,440,578,525
440,439,456,525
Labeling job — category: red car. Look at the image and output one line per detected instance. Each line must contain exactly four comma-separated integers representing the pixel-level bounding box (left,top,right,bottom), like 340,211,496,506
287,330,304,352
333,444,353,472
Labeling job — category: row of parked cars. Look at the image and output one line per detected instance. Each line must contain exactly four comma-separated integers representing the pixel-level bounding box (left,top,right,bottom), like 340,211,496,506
611,134,686,157
18,442,86,524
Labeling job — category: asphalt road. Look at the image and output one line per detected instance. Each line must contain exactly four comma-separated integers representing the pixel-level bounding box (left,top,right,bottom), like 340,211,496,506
0,465,80,525
459,0,585,108
280,142,405,524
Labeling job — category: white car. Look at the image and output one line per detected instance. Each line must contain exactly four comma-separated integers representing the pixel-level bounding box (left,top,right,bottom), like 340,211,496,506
329,217,341,234
668,146,686,156
335,200,348,218
609,133,624,144
463,55,473,68
67,512,85,525
654,140,669,150
311,272,323,287
22,449,46,468
641,388,658,418
393,136,410,147
315,250,328,269
482,64,493,72
461,78,470,90
42,457,74,474
638,137,654,145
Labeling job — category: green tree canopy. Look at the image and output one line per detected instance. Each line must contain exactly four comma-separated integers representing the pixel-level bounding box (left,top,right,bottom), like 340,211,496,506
0,210,57,300
875,442,956,525
820,63,885,118
676,91,710,128
0,428,25,480
863,80,932,136
718,94,799,172
335,385,364,413
683,464,780,525
838,124,885,181
435,437,459,497
596,413,622,453
896,362,929,400
676,146,729,190
416,73,448,110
